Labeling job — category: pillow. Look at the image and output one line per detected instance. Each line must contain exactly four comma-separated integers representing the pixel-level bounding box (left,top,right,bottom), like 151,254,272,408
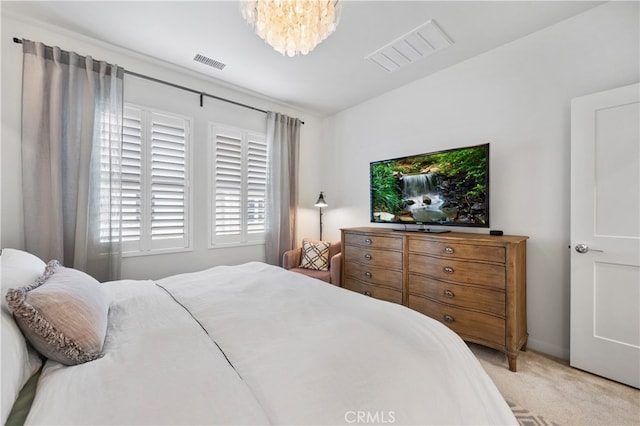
1,249,45,425
299,240,331,271
5,259,109,366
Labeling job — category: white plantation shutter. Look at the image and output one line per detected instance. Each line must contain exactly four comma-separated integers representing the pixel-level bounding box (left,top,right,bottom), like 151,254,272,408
122,106,143,248
214,129,243,238
247,134,267,235
122,105,191,253
211,124,267,245
150,113,188,248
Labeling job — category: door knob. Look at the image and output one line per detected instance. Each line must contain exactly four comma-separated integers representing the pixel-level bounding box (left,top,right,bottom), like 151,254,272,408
575,243,603,254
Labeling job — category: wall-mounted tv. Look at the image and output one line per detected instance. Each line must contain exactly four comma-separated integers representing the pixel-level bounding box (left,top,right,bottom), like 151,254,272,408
370,143,489,229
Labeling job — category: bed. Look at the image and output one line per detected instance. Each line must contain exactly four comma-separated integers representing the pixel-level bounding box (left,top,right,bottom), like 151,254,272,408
1,248,517,425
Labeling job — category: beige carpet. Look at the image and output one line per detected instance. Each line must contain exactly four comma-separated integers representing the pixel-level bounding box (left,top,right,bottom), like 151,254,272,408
469,343,640,425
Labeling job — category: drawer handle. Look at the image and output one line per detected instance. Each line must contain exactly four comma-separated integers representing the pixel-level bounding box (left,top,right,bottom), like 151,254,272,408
365,238,372,245
443,289,454,298
364,254,372,261
443,266,454,274
364,272,372,278
444,247,454,254
444,314,455,323
364,290,372,297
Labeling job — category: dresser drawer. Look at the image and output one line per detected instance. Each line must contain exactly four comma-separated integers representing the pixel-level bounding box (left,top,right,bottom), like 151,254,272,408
343,278,403,304
344,233,403,250
345,245,403,270
408,239,505,263
407,274,505,317
409,295,505,346
344,262,403,290
408,253,505,290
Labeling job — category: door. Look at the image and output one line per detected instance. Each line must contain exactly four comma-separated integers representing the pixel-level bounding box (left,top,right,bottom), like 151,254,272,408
570,83,639,388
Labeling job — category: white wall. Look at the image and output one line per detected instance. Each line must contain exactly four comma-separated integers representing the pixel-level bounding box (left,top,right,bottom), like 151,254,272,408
320,2,639,359
1,11,323,280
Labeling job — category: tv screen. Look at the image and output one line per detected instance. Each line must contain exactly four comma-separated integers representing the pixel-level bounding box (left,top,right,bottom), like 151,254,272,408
370,143,489,228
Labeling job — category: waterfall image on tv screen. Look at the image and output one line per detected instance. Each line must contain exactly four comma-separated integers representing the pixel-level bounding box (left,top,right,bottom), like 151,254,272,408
370,143,489,227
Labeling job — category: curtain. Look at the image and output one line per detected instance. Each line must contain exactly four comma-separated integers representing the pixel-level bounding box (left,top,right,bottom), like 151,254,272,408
264,112,301,266
21,40,124,281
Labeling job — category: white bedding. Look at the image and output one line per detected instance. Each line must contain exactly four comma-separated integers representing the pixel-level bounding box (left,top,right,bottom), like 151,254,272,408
24,262,516,425
25,280,269,425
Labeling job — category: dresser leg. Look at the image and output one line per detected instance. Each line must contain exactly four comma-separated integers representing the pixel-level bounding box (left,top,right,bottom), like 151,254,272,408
508,355,518,372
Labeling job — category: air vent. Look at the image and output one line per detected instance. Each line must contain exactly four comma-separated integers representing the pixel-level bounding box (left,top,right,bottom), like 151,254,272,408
194,54,226,71
366,20,453,73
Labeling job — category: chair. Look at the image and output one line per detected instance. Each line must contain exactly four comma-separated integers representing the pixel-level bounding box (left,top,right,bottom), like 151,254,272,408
282,240,342,286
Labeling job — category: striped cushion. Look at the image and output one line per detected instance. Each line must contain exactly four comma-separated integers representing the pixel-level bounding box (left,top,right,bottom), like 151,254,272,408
299,240,330,271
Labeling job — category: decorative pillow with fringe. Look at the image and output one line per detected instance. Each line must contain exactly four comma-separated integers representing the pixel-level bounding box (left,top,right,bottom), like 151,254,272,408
299,240,331,271
5,260,109,365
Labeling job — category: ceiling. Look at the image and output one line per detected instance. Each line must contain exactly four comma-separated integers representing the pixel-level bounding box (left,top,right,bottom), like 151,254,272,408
3,1,603,116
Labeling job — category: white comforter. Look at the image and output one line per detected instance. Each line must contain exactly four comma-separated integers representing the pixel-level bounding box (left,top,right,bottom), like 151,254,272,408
25,262,516,425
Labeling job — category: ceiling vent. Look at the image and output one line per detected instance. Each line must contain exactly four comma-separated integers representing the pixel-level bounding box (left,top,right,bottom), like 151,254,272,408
365,19,453,73
194,53,226,71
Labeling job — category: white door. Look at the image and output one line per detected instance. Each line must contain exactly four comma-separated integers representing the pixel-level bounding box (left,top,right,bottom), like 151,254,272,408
570,83,640,389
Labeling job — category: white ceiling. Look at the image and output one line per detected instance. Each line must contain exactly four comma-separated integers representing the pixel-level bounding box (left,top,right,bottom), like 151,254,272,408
3,1,603,116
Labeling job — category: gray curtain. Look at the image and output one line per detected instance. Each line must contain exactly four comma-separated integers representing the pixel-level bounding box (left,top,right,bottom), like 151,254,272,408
264,112,301,266
21,40,124,281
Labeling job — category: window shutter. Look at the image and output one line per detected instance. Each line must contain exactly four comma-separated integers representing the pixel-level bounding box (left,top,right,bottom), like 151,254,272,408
121,105,191,254
213,128,243,238
246,133,267,235
210,125,267,245
122,106,143,249
149,112,189,249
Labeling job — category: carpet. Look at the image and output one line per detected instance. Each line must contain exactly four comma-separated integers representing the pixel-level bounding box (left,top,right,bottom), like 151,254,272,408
507,400,558,426
469,343,640,425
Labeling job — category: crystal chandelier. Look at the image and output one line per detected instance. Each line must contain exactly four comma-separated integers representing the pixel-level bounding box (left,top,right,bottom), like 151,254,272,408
241,0,341,57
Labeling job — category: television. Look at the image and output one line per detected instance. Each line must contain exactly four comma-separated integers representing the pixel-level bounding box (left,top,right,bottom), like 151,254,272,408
369,143,489,230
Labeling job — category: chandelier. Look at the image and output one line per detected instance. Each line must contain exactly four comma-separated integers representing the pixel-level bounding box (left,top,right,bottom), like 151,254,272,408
241,0,341,57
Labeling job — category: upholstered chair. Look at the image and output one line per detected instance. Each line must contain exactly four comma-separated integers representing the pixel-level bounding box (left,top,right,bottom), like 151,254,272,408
282,240,342,286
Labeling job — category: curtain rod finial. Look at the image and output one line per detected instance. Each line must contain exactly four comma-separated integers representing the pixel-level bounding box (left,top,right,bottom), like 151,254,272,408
13,37,23,44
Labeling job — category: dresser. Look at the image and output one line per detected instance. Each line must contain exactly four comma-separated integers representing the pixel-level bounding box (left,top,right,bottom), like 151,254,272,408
341,227,528,371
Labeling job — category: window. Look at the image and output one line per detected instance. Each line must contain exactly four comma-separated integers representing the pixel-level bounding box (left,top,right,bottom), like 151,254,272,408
122,105,192,254
210,124,267,246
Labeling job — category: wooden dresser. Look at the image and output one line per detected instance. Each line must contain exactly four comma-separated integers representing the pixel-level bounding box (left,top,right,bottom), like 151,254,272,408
341,227,528,371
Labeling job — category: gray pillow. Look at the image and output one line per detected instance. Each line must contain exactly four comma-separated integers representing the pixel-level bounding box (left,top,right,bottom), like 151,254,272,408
5,260,109,365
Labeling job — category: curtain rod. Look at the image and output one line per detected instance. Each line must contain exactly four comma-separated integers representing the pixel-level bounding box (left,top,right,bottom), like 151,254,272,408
124,69,267,114
13,37,304,123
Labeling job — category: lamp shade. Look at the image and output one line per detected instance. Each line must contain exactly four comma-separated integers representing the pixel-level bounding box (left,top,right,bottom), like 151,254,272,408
314,192,328,208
